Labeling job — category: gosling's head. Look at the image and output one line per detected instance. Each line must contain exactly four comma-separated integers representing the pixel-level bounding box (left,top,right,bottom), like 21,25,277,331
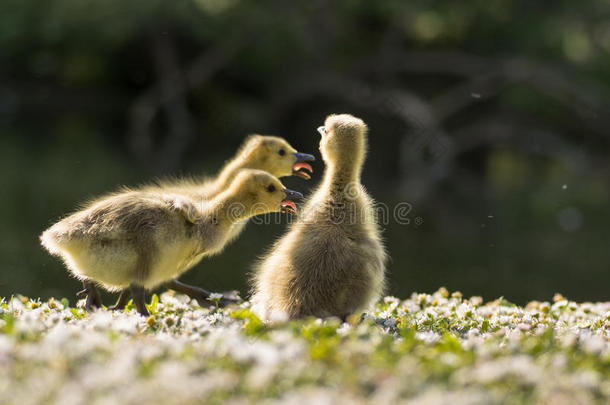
239,135,315,180
317,114,367,169
227,169,303,219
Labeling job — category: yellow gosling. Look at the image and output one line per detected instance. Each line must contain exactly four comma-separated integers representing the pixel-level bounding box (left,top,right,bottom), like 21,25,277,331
41,169,302,315
251,114,387,321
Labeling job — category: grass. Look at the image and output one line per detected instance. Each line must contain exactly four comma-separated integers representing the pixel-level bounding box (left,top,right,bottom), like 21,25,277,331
0,288,608,404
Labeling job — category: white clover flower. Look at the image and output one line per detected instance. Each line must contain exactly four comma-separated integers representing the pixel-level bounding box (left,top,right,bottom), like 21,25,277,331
208,292,224,302
415,331,441,343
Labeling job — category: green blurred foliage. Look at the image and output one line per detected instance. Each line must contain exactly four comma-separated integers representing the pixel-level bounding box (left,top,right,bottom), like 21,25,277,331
0,0,609,303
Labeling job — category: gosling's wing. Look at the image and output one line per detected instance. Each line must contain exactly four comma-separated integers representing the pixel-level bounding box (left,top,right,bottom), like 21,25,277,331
62,193,176,240
163,195,203,224
41,190,136,252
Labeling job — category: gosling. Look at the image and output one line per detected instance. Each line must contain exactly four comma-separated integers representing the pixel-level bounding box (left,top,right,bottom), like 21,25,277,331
251,114,387,321
155,135,314,304
156,135,314,200
41,169,303,315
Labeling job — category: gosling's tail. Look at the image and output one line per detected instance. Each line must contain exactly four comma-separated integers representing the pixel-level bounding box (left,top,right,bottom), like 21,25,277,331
40,221,75,256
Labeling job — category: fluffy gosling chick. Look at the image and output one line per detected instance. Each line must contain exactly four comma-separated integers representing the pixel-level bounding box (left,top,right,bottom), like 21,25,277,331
251,114,387,321
41,169,303,315
157,135,314,304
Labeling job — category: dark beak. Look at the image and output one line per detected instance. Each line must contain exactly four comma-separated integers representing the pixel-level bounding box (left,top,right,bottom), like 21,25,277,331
294,152,315,163
283,188,304,199
281,188,303,214
292,153,315,180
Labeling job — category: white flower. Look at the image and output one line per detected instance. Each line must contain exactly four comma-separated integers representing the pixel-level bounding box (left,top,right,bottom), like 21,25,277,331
208,293,223,302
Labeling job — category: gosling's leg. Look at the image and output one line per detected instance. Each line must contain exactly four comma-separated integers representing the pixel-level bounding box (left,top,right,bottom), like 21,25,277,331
130,284,149,316
165,279,210,306
165,279,242,307
76,280,102,312
108,289,131,311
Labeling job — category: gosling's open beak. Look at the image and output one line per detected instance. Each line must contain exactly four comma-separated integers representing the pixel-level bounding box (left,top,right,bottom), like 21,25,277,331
280,188,303,214
317,126,326,136
292,152,315,180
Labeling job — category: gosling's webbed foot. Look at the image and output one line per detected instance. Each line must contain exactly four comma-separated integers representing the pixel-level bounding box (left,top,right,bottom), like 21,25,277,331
165,279,242,308
108,289,131,311
130,284,149,316
76,281,102,312
216,290,242,307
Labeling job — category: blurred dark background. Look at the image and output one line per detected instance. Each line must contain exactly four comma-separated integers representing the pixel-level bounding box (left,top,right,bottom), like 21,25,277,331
1,0,609,304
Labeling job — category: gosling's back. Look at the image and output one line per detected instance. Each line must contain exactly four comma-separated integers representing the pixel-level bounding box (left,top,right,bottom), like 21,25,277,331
254,186,386,319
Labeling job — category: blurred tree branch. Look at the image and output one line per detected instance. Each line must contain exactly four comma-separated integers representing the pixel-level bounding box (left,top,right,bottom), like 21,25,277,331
153,30,194,173
128,32,244,172
394,51,610,137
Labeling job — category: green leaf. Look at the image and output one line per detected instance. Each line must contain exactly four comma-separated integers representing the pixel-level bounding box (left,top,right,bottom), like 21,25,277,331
1,313,15,334
481,319,490,333
125,299,135,313
497,296,517,307
149,294,159,313
230,309,265,336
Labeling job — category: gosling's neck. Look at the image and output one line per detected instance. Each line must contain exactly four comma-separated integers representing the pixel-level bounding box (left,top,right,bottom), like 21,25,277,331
205,154,251,196
208,190,252,225
322,157,363,194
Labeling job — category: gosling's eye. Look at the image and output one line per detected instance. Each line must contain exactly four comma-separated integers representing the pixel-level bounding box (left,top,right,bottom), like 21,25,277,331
278,149,286,156
267,184,276,193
